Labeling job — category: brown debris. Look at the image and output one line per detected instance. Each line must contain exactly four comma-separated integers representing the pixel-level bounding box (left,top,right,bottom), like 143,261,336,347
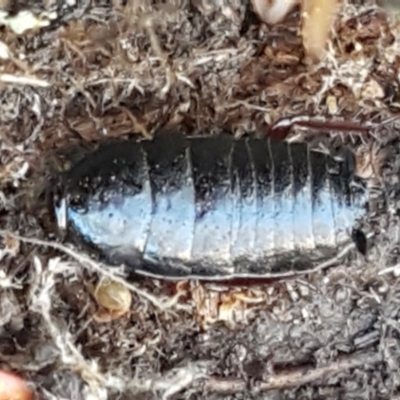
0,1,400,400
250,0,341,61
183,281,268,328
203,352,382,394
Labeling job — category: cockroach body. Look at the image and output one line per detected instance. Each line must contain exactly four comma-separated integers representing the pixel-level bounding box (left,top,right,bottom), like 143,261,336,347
53,132,370,280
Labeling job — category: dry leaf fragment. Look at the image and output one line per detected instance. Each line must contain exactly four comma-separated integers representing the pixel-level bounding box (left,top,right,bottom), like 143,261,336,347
0,370,32,400
191,283,266,328
251,0,298,25
326,95,338,115
360,79,385,100
0,10,56,35
355,144,389,181
0,41,10,60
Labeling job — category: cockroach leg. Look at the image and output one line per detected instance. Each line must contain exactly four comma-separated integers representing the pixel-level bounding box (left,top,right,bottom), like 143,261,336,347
267,115,373,141
334,146,357,180
351,228,368,256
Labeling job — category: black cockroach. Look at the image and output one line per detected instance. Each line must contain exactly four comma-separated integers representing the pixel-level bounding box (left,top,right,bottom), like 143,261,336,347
52,130,376,280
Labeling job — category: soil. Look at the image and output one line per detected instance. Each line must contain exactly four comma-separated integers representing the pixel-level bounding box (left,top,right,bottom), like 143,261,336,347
1,1,400,399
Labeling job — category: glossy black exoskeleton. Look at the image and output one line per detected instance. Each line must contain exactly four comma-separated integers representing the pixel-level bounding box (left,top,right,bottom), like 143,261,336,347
53,132,368,280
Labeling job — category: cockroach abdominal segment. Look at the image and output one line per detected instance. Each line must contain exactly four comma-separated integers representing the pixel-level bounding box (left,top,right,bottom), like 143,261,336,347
52,132,379,281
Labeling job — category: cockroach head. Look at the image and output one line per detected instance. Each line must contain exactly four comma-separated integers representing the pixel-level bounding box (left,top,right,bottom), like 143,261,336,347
41,143,95,239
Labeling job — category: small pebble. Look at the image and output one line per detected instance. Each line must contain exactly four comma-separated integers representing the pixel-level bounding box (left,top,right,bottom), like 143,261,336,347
92,279,132,322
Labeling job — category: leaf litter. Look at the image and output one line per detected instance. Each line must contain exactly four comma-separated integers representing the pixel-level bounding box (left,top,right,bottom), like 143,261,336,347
1,1,400,399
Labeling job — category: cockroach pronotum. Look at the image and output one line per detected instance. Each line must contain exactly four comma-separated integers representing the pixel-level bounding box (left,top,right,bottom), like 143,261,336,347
51,129,386,281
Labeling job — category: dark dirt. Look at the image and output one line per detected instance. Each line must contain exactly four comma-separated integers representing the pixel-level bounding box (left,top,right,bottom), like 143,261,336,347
1,1,400,399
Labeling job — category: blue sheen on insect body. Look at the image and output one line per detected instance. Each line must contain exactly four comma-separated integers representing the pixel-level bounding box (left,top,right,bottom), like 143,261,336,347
53,133,370,280
67,195,149,251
